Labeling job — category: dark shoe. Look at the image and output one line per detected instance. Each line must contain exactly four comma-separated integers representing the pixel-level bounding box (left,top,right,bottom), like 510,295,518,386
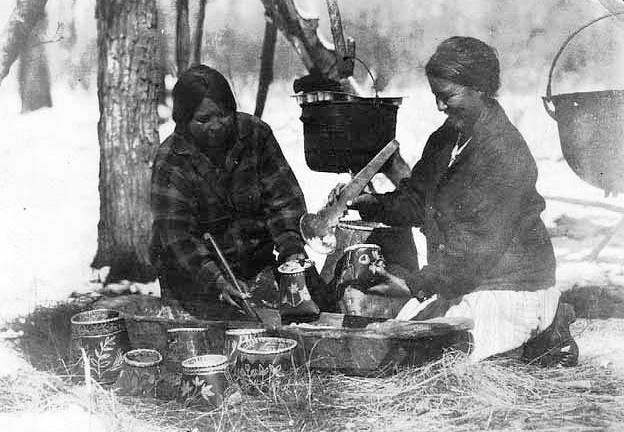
522,301,579,367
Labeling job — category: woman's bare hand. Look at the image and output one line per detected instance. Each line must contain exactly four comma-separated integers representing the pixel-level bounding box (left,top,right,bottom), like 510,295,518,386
327,183,379,212
367,265,411,297
215,275,251,309
326,183,347,207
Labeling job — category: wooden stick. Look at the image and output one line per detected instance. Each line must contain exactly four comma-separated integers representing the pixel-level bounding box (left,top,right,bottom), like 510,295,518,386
203,233,263,323
544,195,624,214
544,195,624,260
587,215,624,260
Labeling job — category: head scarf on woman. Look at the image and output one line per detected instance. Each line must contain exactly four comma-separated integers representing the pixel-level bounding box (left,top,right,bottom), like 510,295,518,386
425,36,500,98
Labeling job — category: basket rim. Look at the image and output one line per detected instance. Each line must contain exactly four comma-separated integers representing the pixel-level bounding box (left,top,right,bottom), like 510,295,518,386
181,354,229,370
237,337,297,355
167,327,210,334
225,328,267,336
337,220,390,230
344,243,382,252
124,349,163,368
278,259,314,274
70,308,122,325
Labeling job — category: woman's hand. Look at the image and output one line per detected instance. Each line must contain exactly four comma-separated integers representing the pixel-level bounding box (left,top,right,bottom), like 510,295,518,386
284,252,307,263
327,183,379,212
326,183,346,207
346,193,378,211
215,275,251,309
367,265,411,297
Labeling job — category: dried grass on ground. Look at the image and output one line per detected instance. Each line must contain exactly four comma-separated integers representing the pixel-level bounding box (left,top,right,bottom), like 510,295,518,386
2,303,624,432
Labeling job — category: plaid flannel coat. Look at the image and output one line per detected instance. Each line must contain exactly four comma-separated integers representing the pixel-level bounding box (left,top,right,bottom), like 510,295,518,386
150,112,307,299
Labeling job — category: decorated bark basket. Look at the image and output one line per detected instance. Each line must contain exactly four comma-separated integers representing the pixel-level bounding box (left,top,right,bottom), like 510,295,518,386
179,354,230,408
70,308,130,384
165,327,222,372
277,259,320,321
319,220,419,285
235,337,298,394
224,328,267,368
338,243,386,291
114,348,163,397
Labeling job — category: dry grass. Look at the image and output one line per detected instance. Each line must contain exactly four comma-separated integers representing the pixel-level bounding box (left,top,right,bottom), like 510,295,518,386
2,303,624,432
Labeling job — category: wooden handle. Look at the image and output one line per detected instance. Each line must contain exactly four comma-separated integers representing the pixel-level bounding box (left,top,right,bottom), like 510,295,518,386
337,139,399,208
203,232,263,323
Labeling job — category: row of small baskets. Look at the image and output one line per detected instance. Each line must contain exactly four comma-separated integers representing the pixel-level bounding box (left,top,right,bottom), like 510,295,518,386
69,308,298,408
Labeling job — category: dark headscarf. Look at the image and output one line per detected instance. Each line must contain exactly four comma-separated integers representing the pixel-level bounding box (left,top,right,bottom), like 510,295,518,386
171,65,237,126
425,36,500,98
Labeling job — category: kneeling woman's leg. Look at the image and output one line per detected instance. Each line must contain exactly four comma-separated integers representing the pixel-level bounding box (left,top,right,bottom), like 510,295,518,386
437,287,563,362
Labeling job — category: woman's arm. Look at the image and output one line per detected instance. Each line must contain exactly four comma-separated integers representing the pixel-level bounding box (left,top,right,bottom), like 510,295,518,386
151,160,224,291
404,138,534,299
258,129,308,262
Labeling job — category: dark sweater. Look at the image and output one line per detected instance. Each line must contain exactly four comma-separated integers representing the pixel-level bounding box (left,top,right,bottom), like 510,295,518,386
359,100,556,299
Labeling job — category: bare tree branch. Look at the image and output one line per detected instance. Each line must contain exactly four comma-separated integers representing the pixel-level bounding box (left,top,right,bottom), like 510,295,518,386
260,0,342,80
325,0,353,77
254,18,277,118
0,0,48,86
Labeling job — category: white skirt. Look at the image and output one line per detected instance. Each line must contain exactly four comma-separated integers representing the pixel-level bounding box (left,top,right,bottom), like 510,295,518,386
396,286,561,362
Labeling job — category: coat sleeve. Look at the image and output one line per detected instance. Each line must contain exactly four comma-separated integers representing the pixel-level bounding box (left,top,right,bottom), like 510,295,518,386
258,129,308,261
151,159,223,291
404,137,535,299
358,134,440,226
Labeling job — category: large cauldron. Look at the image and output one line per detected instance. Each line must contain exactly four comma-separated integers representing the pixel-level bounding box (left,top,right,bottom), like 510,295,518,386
543,13,624,195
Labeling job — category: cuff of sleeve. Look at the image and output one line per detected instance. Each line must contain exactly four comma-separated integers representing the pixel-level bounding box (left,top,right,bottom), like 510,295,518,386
195,261,222,294
404,271,433,301
357,194,382,221
277,240,306,263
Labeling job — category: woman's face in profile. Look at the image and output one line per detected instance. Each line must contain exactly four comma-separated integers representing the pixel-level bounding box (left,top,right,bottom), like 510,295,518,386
188,97,235,147
427,76,485,132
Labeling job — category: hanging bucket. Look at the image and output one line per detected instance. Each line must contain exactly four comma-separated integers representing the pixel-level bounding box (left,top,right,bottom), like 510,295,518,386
296,57,403,174
543,13,624,195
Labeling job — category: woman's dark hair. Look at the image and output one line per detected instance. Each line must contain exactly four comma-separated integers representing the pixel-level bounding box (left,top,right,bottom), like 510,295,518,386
425,36,500,98
171,65,237,125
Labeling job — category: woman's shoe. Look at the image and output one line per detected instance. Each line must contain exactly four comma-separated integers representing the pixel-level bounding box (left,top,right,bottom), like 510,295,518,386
522,301,579,367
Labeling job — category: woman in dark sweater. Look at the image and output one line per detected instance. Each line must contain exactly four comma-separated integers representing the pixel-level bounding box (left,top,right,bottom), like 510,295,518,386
334,37,578,365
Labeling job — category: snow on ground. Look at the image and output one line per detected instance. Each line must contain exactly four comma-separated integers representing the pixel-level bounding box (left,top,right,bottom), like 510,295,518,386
1,74,623,367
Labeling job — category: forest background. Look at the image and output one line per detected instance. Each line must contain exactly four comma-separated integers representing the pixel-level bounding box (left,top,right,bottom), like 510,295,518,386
1,0,624,322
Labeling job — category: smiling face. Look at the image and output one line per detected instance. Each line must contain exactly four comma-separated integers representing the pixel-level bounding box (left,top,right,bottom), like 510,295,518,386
427,75,487,133
187,97,235,148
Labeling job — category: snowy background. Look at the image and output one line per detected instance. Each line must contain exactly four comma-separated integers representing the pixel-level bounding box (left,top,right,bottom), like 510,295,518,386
0,0,624,370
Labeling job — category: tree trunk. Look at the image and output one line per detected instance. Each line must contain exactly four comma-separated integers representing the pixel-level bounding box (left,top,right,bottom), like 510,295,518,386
93,0,161,283
18,11,52,113
176,0,190,75
0,0,47,87
191,0,207,65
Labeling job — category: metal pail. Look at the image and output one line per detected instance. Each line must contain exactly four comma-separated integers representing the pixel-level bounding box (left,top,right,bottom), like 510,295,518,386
543,13,624,195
